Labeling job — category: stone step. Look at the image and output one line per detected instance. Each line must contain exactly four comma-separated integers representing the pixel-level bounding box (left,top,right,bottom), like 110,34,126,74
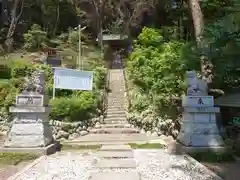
100,124,131,128
89,127,139,134
102,120,129,124
106,110,126,115
64,134,157,145
107,94,125,98
89,172,139,180
105,114,126,119
107,99,125,102
104,117,126,121
96,159,136,168
100,144,132,151
97,151,134,158
107,107,126,112
107,102,125,106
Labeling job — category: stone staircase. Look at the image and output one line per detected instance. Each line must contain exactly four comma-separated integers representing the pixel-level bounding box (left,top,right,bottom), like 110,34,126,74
65,61,159,145
90,69,139,134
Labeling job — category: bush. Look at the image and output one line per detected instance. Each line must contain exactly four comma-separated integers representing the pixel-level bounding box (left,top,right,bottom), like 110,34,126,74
10,60,35,78
23,24,47,51
0,47,107,123
50,92,95,122
126,27,194,137
0,64,10,79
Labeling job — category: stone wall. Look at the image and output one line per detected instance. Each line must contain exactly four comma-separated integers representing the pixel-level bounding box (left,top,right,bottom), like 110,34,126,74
0,117,100,141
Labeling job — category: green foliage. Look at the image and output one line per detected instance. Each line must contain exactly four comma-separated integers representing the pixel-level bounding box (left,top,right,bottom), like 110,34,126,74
0,153,39,165
10,60,35,78
23,24,47,50
129,143,165,149
188,151,235,162
126,27,194,136
0,54,106,123
127,27,189,109
50,92,95,122
204,12,240,92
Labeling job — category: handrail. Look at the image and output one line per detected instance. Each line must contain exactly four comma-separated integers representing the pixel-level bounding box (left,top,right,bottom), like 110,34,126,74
122,58,131,112
102,60,110,123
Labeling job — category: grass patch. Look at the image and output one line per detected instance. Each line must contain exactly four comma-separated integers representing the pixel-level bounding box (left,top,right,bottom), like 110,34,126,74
188,151,235,162
129,143,165,149
0,78,9,85
61,144,101,151
0,153,39,165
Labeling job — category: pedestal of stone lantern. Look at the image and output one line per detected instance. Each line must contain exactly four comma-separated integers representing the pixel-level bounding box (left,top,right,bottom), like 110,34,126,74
177,71,225,152
177,96,225,152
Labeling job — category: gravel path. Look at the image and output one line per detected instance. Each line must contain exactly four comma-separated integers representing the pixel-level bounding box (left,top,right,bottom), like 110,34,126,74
9,150,221,180
134,149,221,180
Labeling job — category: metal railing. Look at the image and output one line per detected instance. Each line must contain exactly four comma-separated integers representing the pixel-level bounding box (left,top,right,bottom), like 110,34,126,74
122,58,131,112
101,61,110,123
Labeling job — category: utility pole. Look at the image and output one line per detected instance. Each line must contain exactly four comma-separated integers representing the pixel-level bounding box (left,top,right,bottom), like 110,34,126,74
99,0,104,58
75,25,86,70
78,24,81,70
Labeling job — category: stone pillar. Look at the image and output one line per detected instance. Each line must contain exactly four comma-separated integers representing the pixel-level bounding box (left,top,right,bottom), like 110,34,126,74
4,95,53,147
3,71,56,153
177,71,225,152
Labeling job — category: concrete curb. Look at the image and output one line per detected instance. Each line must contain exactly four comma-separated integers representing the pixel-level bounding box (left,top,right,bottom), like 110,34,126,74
183,155,223,180
7,155,47,180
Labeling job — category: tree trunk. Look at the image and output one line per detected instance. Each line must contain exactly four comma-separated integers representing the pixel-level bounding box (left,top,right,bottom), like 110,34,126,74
53,3,60,37
5,0,24,53
189,0,213,84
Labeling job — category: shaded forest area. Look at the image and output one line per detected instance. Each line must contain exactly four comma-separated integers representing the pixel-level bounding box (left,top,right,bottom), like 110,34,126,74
0,0,240,93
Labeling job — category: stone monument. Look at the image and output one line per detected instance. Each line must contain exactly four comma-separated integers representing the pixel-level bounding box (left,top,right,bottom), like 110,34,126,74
177,71,225,152
3,70,57,154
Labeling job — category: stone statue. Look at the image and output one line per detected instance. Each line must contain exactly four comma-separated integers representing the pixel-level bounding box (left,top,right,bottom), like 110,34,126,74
21,70,45,95
186,71,208,96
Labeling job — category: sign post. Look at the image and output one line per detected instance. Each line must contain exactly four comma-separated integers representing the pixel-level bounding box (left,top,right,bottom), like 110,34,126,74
53,67,93,99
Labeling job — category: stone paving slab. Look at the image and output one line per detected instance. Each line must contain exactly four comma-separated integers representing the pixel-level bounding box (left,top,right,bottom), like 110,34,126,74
89,172,140,180
95,159,136,168
100,144,132,151
97,150,134,158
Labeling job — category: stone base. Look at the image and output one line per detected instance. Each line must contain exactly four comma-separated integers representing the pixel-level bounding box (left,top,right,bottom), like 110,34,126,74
177,105,225,151
4,121,53,148
177,132,224,147
0,141,60,155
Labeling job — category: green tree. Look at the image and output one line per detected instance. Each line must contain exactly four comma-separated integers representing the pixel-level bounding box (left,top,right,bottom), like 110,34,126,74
23,24,47,50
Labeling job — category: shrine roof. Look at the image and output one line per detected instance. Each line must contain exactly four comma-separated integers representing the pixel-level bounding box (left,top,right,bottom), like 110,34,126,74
215,93,240,107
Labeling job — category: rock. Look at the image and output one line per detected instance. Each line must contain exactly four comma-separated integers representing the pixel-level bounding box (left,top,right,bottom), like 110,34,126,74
157,131,162,136
140,129,145,134
151,132,158,137
95,122,101,129
79,130,88,136
61,124,73,133
82,126,87,130
68,133,79,140
125,124,131,128
131,125,135,128
154,127,159,132
0,126,9,132
56,130,69,140
77,127,82,132
146,131,151,136
172,130,179,137
87,127,93,131
0,131,7,136
160,134,174,142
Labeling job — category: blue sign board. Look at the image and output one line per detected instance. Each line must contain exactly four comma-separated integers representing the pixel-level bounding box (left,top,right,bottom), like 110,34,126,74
54,68,93,91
